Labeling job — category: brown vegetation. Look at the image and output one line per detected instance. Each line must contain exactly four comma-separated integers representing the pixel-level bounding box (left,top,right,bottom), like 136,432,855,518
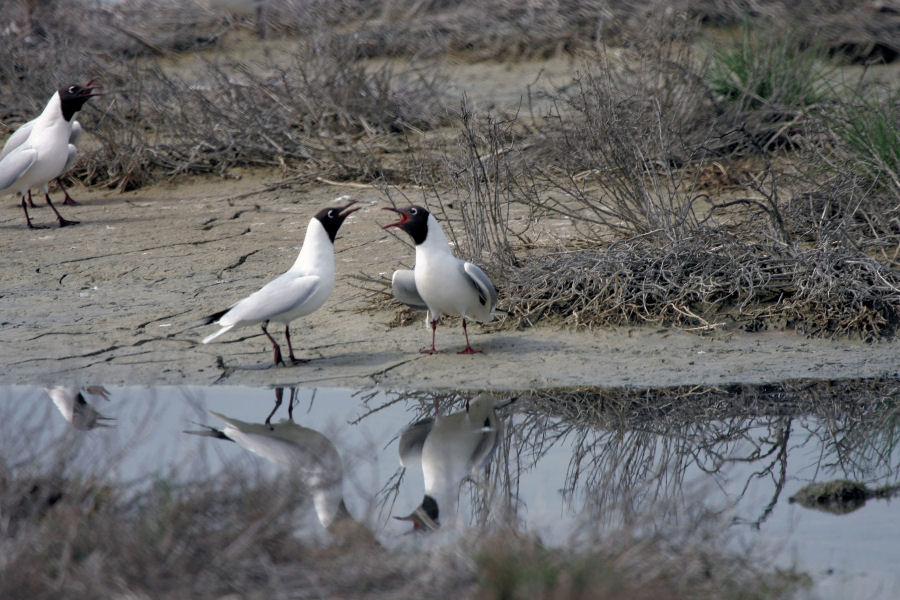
1,0,898,341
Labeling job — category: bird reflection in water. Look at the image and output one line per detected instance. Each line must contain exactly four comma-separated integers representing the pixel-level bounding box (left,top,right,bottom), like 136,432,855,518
45,386,115,430
396,394,513,531
186,387,376,545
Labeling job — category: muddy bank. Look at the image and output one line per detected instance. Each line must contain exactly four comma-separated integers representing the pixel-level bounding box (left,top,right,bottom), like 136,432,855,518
2,174,897,389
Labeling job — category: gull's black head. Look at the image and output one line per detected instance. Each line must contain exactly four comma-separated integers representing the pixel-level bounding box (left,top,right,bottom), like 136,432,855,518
421,494,439,522
394,494,440,532
381,205,430,245
314,199,360,242
58,79,102,122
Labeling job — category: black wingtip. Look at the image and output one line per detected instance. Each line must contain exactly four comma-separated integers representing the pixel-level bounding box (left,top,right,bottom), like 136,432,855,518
200,307,230,326
184,423,234,441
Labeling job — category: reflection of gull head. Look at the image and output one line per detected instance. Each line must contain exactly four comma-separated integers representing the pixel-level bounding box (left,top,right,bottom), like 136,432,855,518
396,394,504,530
187,410,349,530
45,386,115,431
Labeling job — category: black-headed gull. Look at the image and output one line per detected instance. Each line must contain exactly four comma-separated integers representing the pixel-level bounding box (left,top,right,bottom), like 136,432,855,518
202,199,360,366
383,205,498,354
45,386,115,430
0,80,101,228
395,394,504,530
2,106,88,207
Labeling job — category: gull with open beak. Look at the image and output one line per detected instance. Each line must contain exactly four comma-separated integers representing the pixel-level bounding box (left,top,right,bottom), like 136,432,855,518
396,394,505,531
201,198,360,366
382,205,498,354
0,79,102,228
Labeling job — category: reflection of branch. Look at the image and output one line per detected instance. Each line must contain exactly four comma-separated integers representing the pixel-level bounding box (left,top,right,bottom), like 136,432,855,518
751,419,791,528
376,467,406,523
349,391,412,426
512,381,897,527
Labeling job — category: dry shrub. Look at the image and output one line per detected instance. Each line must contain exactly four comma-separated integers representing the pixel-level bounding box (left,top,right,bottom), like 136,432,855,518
99,41,447,188
503,234,900,339
794,86,900,262
5,46,448,191
410,100,538,270
442,15,896,339
0,1,221,59
0,442,303,597
0,4,452,190
664,0,899,65
345,0,609,60
509,27,721,243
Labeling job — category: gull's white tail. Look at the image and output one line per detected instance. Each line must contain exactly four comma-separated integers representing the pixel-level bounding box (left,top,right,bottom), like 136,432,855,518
202,324,234,344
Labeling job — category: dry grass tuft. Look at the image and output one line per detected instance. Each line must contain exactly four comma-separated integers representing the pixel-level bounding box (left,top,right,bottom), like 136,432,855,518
78,48,449,190
504,235,900,339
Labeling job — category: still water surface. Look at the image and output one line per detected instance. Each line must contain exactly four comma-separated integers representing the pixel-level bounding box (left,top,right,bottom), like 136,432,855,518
2,383,898,599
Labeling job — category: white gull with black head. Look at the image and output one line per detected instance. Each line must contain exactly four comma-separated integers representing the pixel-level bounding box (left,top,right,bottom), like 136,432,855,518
201,198,360,366
383,204,498,354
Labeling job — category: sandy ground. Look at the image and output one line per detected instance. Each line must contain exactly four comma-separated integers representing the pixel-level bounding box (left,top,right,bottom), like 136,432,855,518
2,172,898,390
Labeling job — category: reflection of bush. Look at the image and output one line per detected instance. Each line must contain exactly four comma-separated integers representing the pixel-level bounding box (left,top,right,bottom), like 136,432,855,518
373,379,899,531
517,379,900,526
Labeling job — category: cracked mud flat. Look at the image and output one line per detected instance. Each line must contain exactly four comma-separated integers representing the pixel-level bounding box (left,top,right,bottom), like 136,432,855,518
2,172,898,390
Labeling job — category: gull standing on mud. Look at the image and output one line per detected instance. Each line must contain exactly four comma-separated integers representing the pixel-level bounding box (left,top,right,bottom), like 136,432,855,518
382,205,498,354
0,80,102,228
396,394,505,530
2,94,93,206
201,198,360,366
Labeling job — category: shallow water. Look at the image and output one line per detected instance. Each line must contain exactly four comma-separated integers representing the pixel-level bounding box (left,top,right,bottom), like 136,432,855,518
2,382,898,599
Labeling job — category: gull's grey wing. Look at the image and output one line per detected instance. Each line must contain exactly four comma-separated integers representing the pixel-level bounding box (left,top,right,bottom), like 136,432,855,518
0,119,35,161
220,274,320,325
62,121,83,173
63,144,78,173
398,417,434,468
69,120,82,146
469,412,501,472
0,148,36,191
391,269,427,310
2,119,80,165
463,262,498,310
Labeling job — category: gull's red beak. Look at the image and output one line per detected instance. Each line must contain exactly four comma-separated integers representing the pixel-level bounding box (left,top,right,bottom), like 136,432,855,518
338,200,360,218
80,78,103,98
381,206,407,230
393,510,438,532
